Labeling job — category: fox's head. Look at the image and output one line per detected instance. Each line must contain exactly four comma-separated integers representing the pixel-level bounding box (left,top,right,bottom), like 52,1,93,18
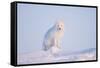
55,20,64,32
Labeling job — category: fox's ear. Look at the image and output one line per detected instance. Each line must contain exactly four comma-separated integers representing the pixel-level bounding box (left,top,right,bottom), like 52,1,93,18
57,20,64,24
55,19,64,27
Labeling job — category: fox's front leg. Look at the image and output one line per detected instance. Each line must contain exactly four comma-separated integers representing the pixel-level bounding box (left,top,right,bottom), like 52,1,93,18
54,39,61,49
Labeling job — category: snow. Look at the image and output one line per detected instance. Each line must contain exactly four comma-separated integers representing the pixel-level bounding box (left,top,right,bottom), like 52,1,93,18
17,48,96,65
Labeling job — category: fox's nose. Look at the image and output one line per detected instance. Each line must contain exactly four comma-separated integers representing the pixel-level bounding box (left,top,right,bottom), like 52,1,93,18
58,28,61,30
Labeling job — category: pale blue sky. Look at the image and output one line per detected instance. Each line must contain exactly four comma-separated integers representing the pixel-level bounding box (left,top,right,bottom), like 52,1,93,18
17,3,96,54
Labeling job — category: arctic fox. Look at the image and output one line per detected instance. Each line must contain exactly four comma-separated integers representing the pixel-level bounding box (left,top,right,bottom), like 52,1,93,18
43,20,64,55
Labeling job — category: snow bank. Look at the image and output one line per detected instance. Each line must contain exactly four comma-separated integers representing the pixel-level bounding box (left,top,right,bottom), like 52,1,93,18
17,48,96,65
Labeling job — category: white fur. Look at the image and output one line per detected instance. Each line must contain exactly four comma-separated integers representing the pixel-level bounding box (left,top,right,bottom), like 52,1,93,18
43,20,64,55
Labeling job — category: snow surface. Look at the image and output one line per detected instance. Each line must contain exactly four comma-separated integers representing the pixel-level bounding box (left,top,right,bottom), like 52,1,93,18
17,48,96,65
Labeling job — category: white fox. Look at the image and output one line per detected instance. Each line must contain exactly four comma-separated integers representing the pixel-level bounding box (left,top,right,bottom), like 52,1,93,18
43,20,64,55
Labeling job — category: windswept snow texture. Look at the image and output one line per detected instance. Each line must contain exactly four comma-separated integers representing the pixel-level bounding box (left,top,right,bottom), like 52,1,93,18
18,48,96,65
